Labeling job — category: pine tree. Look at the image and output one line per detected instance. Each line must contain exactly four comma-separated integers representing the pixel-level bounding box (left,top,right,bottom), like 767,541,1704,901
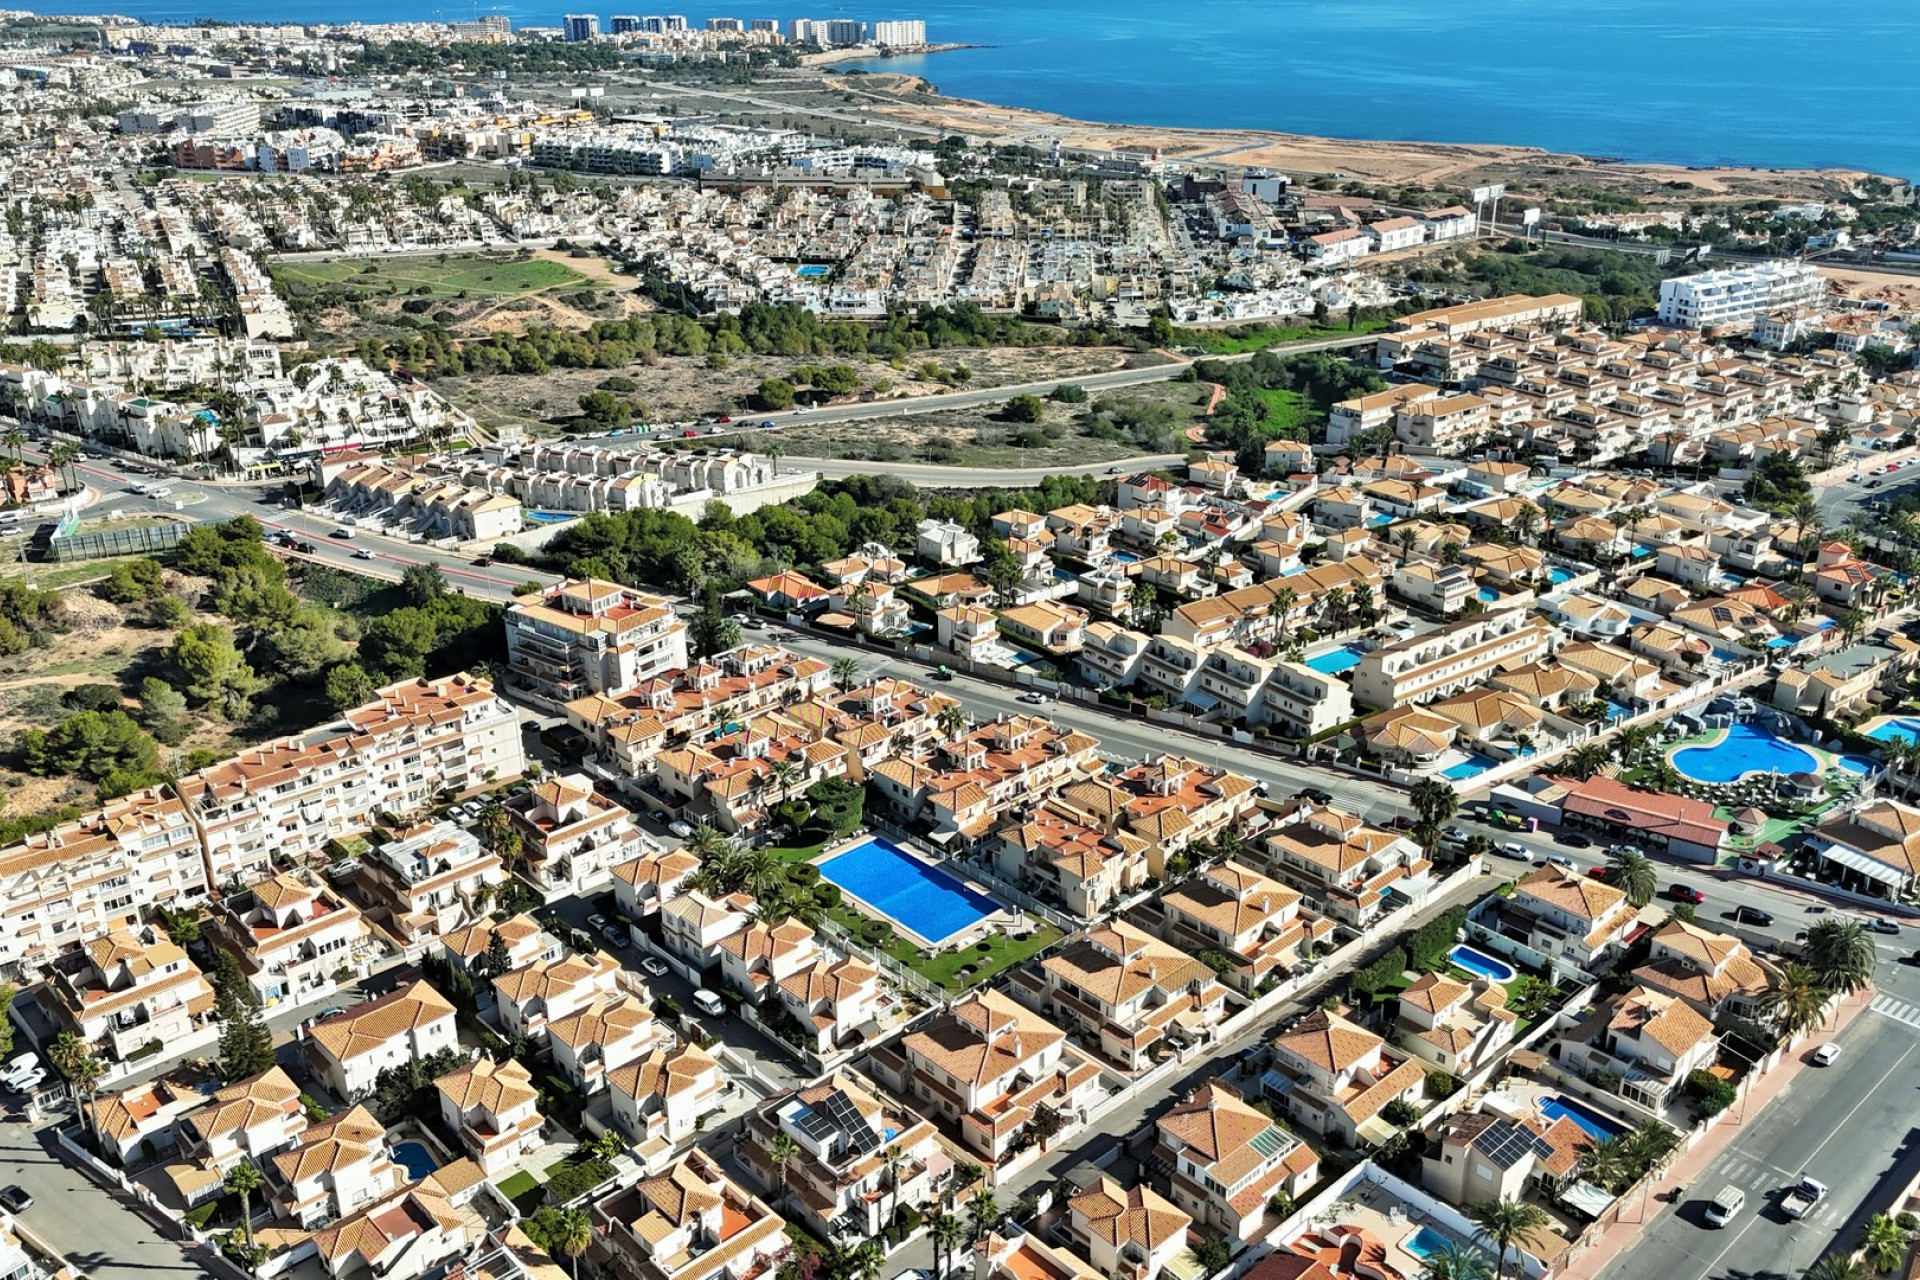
482,929,513,980
213,948,276,1080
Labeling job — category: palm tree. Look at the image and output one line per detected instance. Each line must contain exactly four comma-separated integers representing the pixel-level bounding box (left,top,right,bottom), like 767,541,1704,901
684,824,732,863
1605,848,1657,906
1411,778,1460,828
1,426,23,463
1577,1136,1631,1194
1805,917,1876,996
225,1161,264,1249
1762,962,1831,1039
552,1206,592,1280
1647,760,1685,794
768,760,803,807
1422,1243,1497,1280
765,1131,800,1210
831,657,860,692
1564,741,1611,782
966,1189,999,1243
930,1211,966,1280
1805,1257,1869,1280
1621,1120,1680,1180
737,846,786,901
1865,1213,1911,1274
936,703,968,741
1466,1198,1550,1280
850,1240,886,1280
881,1143,907,1229
476,801,510,848
1612,724,1654,770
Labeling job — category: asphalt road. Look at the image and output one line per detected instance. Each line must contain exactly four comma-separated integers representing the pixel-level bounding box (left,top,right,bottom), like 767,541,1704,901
1603,961,1920,1280
0,1116,202,1280
22,441,561,604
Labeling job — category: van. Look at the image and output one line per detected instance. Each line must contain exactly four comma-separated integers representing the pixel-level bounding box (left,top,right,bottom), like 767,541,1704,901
691,989,727,1017
1704,1185,1744,1228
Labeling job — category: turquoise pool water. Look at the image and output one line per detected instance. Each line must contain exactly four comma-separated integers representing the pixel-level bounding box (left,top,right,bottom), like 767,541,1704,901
1305,645,1365,675
1542,1094,1630,1141
1867,717,1920,746
794,264,830,277
1548,567,1574,585
1448,944,1517,982
1478,587,1501,602
1404,1227,1457,1262
1671,723,1821,783
525,509,577,525
1442,752,1499,780
818,837,1000,944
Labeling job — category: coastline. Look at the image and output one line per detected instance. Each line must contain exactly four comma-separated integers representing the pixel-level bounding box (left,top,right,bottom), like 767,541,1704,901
800,42,982,67
834,74,1895,204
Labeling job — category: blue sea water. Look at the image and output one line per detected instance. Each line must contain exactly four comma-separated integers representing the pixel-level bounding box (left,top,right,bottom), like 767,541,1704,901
25,0,1918,176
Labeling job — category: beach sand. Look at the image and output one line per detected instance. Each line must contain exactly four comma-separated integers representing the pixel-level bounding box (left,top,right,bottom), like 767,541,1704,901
841,72,1885,204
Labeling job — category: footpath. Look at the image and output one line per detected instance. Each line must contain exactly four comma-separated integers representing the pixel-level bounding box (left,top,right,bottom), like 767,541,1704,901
1558,987,1872,1280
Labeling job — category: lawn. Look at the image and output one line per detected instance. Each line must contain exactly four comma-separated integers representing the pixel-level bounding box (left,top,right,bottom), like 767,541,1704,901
914,924,1063,989
496,1171,538,1201
1251,386,1311,432
272,253,592,302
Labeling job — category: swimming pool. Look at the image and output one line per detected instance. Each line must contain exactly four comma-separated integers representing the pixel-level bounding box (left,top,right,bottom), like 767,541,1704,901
1867,717,1920,747
393,1140,440,1181
794,264,830,277
1671,723,1821,783
1541,1094,1630,1141
1448,944,1517,983
818,836,1001,946
1548,567,1574,585
1305,645,1365,675
1442,752,1499,780
1402,1227,1458,1262
1477,587,1501,603
525,509,577,525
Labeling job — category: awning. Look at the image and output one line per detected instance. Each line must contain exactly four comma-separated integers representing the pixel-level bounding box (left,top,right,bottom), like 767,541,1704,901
1184,689,1220,712
1354,1114,1400,1147
1816,842,1910,887
1559,1180,1616,1220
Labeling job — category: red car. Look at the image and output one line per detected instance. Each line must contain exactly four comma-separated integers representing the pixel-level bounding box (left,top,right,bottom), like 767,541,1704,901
682,429,699,438
1587,866,1611,881
1667,883,1706,904
716,414,732,423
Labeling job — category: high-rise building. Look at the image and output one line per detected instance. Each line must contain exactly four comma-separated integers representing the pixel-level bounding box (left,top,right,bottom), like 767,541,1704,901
823,17,863,43
749,17,778,31
563,13,600,40
870,19,925,46
1656,262,1827,329
640,14,665,30
661,12,687,28
707,16,744,31
609,14,641,32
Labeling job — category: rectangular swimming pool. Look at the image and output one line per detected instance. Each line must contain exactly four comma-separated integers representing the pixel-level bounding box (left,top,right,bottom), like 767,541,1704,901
1442,752,1499,780
1305,645,1365,675
1541,1093,1630,1141
818,836,1001,946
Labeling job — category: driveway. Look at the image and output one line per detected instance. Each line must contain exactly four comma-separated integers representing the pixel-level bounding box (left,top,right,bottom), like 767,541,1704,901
0,1115,203,1280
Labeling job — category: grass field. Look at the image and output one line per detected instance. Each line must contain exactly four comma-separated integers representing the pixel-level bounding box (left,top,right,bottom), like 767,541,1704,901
272,253,593,302
1180,318,1391,355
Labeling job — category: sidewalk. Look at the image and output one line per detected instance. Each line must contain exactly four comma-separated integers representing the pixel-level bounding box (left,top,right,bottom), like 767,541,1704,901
1557,987,1872,1280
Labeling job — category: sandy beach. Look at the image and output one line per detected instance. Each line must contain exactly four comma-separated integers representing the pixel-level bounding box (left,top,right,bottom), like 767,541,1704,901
836,72,1887,204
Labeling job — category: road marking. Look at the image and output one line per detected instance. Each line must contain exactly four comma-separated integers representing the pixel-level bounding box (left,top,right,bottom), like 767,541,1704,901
1869,994,1920,1030
1689,1037,1918,1280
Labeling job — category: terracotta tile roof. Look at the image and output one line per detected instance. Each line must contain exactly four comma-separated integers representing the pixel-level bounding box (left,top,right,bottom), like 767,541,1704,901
310,981,456,1063
1275,1008,1380,1073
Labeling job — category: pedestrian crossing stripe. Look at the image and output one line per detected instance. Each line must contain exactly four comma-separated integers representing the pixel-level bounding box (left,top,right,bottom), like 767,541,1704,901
1870,995,1920,1029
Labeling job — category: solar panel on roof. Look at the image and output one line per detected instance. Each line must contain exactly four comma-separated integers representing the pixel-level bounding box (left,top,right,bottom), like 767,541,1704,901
793,1104,836,1144
1476,1119,1551,1170
823,1088,881,1155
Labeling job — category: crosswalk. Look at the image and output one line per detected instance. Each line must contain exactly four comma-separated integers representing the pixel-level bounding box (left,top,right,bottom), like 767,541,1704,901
1869,993,1920,1030
1705,1151,1844,1225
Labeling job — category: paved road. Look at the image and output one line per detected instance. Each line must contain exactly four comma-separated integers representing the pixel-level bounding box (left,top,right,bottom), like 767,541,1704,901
0,1115,203,1280
21,441,560,604
1603,964,1920,1280
787,453,1188,486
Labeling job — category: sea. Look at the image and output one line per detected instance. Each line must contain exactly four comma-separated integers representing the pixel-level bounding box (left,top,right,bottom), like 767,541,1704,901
20,0,1920,179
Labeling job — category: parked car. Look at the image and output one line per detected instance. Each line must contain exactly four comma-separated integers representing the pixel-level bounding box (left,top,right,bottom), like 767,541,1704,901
587,914,608,931
742,616,767,630
1587,866,1612,881
691,989,727,1017
640,956,669,977
1496,841,1531,860
1017,690,1048,704
0,1186,31,1213
1732,905,1774,927
668,820,694,838
1861,915,1902,935
521,720,541,732
600,925,625,948
1812,1041,1843,1066
1667,883,1706,904
1298,788,1333,805
1557,833,1593,849
1544,855,1578,873
331,527,355,539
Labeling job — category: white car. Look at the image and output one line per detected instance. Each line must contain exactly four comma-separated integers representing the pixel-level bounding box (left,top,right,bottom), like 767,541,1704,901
668,820,694,838
640,956,669,977
4,1066,45,1094
1811,1041,1842,1066
1544,855,1578,873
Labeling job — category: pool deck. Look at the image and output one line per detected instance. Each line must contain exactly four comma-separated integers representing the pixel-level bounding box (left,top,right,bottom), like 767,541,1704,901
812,836,1020,952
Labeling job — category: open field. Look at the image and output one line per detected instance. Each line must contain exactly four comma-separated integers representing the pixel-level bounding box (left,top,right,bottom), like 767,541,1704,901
273,253,594,302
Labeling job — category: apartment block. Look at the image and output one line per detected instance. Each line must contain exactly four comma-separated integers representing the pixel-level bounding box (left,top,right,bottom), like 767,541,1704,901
0,787,206,974
178,674,524,886
1350,608,1555,709
508,773,651,900
355,820,505,944
305,980,459,1101
505,578,689,703
44,927,216,1065
206,873,373,1010
1157,1082,1319,1243
1007,920,1228,1072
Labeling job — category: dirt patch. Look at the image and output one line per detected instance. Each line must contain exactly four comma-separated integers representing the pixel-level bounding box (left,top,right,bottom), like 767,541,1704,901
1818,265,1920,312
433,345,1138,436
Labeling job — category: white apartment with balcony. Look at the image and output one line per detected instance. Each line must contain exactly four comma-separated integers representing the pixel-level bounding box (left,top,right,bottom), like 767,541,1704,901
207,872,372,1009
1657,262,1826,329
508,774,651,899
1156,1082,1319,1243
435,1055,545,1176
306,980,459,1101
506,577,690,703
45,927,216,1066
741,1070,941,1239
1157,861,1334,996
356,820,505,943
594,1152,787,1280
270,1105,400,1228
0,787,206,973
1350,608,1555,709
